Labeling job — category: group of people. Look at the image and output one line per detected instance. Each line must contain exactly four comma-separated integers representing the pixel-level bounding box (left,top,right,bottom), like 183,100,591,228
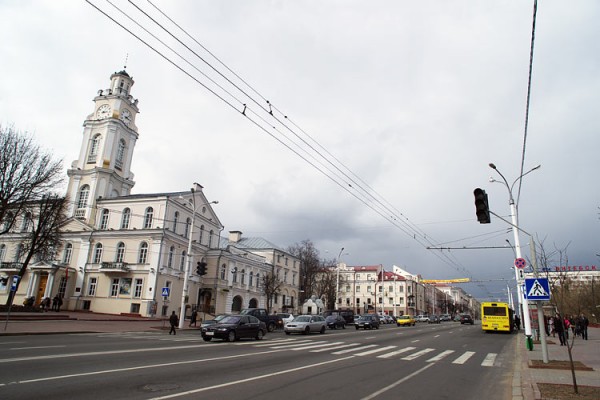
39,295,63,312
548,313,589,345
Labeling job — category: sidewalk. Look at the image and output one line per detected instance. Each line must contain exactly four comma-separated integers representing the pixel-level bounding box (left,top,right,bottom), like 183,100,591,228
0,311,202,335
1,312,597,399
514,328,600,400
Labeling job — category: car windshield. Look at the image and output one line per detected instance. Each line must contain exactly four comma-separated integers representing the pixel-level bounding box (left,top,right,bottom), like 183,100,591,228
294,316,311,322
398,316,409,320
220,316,241,324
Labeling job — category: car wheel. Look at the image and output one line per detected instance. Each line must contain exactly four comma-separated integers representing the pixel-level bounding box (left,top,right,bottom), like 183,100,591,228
256,330,264,340
226,331,236,342
285,331,291,335
304,326,310,335
267,323,275,333
342,324,346,329
320,326,326,334
355,326,359,330
375,325,379,329
333,325,337,330
202,336,212,342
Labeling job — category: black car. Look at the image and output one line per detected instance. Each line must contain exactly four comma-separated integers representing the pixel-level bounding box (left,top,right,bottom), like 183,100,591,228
355,314,380,330
325,315,346,329
201,314,266,342
460,314,474,325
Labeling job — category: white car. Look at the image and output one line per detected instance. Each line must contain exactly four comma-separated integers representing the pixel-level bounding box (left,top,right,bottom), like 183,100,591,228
277,313,295,325
284,315,326,335
415,315,430,322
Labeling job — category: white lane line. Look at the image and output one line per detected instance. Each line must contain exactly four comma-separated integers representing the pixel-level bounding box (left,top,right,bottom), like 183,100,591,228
291,342,345,351
268,341,327,349
332,344,377,354
434,334,440,338
426,350,455,362
377,346,416,359
452,351,475,364
147,356,356,400
481,353,497,367
401,348,435,361
310,343,362,353
360,363,435,400
354,346,397,356
411,339,420,343
252,339,312,347
10,345,67,351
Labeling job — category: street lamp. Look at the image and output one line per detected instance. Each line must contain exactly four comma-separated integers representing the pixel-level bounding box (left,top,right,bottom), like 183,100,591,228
178,185,218,329
489,162,540,345
334,247,348,311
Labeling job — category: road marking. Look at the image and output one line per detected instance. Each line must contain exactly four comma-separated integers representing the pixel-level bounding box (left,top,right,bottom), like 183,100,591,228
377,346,416,359
252,339,312,347
310,343,361,353
452,351,475,364
360,363,435,400
354,346,397,356
481,353,497,367
434,334,440,338
332,344,377,354
268,341,326,349
10,345,67,350
426,350,455,362
147,356,356,399
290,342,345,351
411,339,420,343
401,348,435,360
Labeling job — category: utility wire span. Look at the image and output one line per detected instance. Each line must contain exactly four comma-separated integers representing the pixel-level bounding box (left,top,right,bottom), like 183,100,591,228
86,0,474,276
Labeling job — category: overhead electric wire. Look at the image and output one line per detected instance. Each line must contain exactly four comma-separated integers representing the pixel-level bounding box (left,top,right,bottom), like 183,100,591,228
86,0,472,276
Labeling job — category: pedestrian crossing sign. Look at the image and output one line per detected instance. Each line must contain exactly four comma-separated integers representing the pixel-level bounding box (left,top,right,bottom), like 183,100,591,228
524,278,550,300
161,287,170,297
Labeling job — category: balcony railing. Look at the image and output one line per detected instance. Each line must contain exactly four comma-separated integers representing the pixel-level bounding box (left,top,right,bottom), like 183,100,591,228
100,262,130,272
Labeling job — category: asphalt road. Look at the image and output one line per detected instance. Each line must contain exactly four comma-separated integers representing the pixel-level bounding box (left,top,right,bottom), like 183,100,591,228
0,321,515,400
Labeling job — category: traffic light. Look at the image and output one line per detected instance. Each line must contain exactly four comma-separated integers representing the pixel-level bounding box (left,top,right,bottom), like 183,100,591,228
196,262,207,276
473,188,491,224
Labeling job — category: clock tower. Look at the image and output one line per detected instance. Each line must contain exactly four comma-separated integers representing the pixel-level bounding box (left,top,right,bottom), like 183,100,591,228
66,70,140,221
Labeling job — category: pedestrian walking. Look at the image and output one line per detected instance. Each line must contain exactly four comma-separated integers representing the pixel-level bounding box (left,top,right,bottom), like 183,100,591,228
554,314,566,346
580,313,589,340
40,297,51,312
548,316,555,337
52,295,59,311
189,310,197,327
514,315,521,331
169,311,179,335
55,295,63,312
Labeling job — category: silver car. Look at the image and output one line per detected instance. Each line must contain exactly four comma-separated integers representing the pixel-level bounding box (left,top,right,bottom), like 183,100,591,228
284,315,326,335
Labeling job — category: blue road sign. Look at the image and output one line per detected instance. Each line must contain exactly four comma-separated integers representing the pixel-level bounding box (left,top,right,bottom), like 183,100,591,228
161,287,170,297
524,278,551,300
10,276,20,292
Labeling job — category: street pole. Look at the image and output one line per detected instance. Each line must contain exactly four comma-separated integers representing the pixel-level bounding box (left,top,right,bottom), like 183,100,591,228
335,247,344,311
179,187,196,329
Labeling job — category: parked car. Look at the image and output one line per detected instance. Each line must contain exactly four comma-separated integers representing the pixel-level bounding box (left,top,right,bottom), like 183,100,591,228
396,315,416,326
325,315,346,330
284,315,327,335
428,315,441,324
415,315,430,322
200,313,229,329
201,315,266,342
355,314,380,330
440,314,452,321
277,313,295,325
460,314,474,325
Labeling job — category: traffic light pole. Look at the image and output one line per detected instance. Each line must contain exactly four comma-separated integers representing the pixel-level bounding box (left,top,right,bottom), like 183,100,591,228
179,187,197,329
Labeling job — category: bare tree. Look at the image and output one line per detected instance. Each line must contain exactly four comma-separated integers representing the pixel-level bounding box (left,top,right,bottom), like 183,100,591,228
314,258,338,309
5,195,68,306
260,271,283,314
0,125,63,235
287,239,321,307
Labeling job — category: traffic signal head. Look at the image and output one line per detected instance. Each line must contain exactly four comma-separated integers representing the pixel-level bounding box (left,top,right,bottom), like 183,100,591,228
196,262,207,276
473,188,491,224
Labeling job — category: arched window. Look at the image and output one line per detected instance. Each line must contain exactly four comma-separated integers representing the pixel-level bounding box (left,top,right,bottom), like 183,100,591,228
21,212,32,232
167,246,175,268
99,209,109,230
0,244,6,262
63,243,73,264
120,208,130,229
240,269,246,285
76,185,90,218
179,251,186,271
249,271,254,287
115,139,126,170
172,211,179,233
220,264,226,280
14,243,23,262
115,242,125,263
209,230,214,248
143,207,153,229
88,134,101,163
199,225,205,244
93,243,103,264
2,212,13,231
255,273,260,288
184,218,191,238
138,242,148,264
232,268,238,284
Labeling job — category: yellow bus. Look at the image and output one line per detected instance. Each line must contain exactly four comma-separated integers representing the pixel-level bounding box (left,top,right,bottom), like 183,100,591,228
481,302,514,333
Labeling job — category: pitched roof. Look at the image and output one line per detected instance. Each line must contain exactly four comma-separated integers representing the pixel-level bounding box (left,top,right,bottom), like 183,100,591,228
218,236,284,251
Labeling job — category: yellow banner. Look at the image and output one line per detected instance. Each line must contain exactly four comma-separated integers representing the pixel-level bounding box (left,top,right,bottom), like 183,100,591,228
421,278,470,283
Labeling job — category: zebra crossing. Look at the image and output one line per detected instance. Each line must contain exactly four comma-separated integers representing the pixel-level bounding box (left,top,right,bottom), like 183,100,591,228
254,338,499,366
82,333,499,367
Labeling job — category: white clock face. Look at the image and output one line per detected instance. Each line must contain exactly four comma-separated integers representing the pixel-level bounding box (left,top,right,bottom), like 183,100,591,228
120,109,132,126
96,104,111,119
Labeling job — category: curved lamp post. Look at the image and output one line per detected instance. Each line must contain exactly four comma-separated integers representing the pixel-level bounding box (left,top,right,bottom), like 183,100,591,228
489,162,540,346
178,185,218,329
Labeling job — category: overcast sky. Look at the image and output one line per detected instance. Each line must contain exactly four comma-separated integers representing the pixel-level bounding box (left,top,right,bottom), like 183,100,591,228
1,1,598,302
